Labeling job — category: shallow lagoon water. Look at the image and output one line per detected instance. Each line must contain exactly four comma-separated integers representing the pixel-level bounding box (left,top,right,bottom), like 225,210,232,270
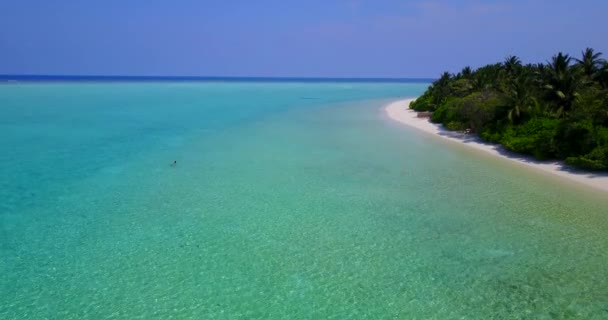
1,82,607,319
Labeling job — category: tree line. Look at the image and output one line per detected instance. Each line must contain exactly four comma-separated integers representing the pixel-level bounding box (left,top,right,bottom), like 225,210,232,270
410,48,608,171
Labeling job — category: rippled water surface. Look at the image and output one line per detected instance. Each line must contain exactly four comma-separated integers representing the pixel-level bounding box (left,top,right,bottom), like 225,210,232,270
1,82,607,319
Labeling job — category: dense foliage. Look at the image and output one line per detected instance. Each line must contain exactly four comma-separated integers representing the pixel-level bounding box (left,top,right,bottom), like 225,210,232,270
411,48,608,170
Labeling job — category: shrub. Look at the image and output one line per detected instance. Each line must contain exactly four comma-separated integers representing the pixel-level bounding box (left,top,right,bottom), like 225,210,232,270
410,94,434,112
565,157,605,170
430,101,451,123
480,130,503,143
565,145,608,170
446,121,468,131
500,118,559,159
554,120,595,158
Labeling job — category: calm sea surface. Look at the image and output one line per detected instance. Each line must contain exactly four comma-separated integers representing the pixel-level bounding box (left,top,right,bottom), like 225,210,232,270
1,81,607,319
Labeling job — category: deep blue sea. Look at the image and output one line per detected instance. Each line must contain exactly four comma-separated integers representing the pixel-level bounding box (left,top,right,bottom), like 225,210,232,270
1,80,607,319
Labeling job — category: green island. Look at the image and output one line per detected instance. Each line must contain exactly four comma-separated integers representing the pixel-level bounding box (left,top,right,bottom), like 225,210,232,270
410,48,608,171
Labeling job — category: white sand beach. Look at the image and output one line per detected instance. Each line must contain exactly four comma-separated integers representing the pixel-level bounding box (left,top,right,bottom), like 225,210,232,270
386,99,608,193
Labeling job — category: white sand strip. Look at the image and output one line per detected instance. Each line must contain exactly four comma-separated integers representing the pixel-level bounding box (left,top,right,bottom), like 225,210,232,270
386,99,608,193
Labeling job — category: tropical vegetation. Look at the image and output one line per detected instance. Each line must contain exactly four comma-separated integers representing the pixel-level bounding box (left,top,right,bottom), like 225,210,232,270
410,48,608,170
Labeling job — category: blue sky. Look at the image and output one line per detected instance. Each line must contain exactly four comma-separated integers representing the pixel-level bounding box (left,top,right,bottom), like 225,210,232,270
1,0,606,78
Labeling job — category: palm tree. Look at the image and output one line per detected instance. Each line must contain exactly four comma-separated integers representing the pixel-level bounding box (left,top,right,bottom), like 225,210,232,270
543,52,581,116
500,56,523,96
596,61,608,88
432,71,453,104
549,52,571,75
503,55,522,75
505,74,532,123
461,66,473,78
575,47,605,78
473,63,502,91
437,71,452,84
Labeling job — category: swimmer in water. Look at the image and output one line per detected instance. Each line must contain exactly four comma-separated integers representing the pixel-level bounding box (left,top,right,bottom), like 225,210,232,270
171,160,177,166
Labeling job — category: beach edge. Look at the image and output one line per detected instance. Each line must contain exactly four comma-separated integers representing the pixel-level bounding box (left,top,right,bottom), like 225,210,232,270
385,98,608,193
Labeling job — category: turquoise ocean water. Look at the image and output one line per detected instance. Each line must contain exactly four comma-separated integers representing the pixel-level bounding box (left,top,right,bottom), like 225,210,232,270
1,81,607,319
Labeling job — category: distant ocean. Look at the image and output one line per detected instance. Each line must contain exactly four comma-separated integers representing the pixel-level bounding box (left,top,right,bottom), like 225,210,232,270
1,79,607,319
0,75,435,83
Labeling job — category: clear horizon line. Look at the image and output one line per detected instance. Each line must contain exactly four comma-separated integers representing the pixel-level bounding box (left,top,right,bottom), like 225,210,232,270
0,74,436,82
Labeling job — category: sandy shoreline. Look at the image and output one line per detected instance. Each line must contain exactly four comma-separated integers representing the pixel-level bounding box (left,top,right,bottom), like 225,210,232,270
386,98,608,193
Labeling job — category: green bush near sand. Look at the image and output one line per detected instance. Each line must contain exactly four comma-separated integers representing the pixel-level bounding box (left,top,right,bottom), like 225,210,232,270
411,49,608,171
566,145,608,171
